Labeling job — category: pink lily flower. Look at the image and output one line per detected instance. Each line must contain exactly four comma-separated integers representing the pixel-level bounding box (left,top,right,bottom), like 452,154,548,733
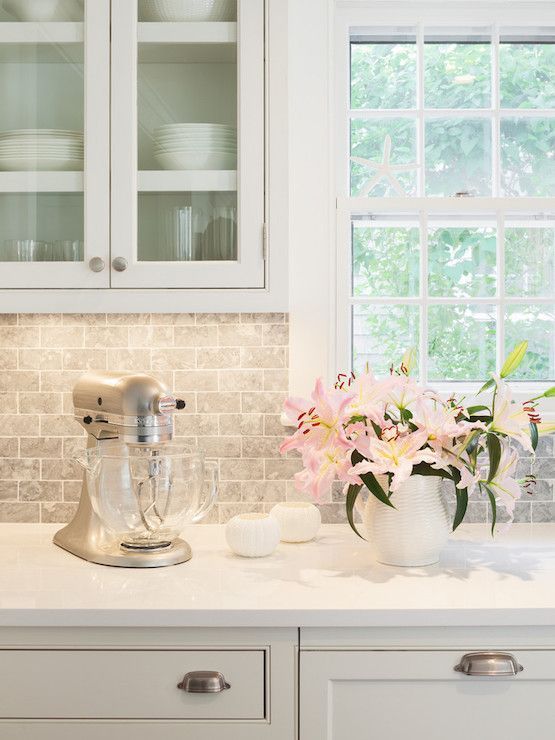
295,442,359,501
280,377,354,455
345,371,394,424
487,446,522,519
489,376,534,453
350,430,438,492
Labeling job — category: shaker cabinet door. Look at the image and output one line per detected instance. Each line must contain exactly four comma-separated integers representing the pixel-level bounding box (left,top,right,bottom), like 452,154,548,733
301,650,555,740
0,0,110,288
110,0,265,289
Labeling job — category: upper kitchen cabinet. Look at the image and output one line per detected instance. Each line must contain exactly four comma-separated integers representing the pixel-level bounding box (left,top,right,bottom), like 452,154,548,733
0,0,110,289
111,0,265,289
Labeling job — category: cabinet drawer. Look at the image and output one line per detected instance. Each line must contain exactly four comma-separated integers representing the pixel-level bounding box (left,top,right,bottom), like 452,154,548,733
0,649,265,720
301,649,555,740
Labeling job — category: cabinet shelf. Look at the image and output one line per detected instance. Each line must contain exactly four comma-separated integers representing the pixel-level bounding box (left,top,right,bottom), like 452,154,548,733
138,22,236,63
0,171,83,193
138,22,236,44
138,170,237,192
0,22,83,43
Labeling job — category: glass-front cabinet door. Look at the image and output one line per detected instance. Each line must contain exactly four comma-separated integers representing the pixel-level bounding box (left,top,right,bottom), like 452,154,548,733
0,0,110,288
111,0,265,288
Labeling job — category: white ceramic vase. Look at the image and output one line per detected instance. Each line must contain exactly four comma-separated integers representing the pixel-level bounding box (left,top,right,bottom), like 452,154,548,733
358,474,449,567
270,502,321,543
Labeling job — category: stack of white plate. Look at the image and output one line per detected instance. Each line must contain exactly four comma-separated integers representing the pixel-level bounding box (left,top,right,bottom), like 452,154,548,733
139,0,236,22
154,123,236,171
0,129,84,171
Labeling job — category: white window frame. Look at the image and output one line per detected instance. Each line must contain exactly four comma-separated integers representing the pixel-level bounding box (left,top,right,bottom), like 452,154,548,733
288,0,555,419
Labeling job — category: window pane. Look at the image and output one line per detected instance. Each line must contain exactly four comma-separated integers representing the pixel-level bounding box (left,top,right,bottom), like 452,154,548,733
351,42,417,109
351,118,417,196
505,305,555,381
428,304,496,381
353,225,419,297
505,227,555,297
424,42,491,108
425,118,492,196
352,305,419,376
500,118,555,196
428,226,496,297
500,43,555,109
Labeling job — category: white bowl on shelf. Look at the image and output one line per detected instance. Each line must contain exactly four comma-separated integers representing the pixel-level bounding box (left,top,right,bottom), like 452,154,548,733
154,143,236,153
3,0,84,21
155,124,235,133
0,129,83,137
139,0,236,22
0,156,83,171
155,150,236,170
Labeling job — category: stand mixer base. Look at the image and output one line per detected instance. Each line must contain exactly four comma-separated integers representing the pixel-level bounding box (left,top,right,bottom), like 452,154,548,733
54,532,192,568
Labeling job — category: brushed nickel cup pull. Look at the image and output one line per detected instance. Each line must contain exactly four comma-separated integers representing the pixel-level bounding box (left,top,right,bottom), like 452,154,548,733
89,257,105,272
454,652,524,677
112,256,128,272
177,671,231,693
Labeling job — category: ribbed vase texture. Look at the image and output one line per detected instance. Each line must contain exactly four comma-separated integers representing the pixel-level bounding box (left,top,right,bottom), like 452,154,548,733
361,475,449,566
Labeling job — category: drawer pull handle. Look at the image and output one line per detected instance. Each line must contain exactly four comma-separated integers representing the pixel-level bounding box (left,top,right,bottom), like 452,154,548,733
177,671,231,693
454,652,524,677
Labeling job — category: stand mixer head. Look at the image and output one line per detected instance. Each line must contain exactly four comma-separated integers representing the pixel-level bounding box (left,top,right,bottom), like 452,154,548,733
53,371,217,568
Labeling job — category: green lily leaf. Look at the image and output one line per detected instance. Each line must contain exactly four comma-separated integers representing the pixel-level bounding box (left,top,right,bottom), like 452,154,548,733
483,484,497,535
453,487,468,531
370,421,383,438
486,433,502,483
477,376,496,395
359,470,395,508
530,422,539,451
500,340,528,378
411,462,452,481
466,405,490,415
346,483,365,539
351,449,394,508
544,386,555,398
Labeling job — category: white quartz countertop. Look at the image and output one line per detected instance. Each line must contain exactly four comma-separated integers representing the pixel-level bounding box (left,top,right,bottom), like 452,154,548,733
2,523,555,628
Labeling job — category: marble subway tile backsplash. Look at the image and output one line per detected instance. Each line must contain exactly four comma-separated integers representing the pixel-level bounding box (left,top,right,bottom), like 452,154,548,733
0,312,317,524
0,312,554,525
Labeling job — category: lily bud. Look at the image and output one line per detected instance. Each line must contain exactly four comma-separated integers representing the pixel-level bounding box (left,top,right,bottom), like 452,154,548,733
500,340,528,379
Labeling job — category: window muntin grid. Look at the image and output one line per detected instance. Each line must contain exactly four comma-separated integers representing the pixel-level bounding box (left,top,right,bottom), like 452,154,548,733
341,27,555,386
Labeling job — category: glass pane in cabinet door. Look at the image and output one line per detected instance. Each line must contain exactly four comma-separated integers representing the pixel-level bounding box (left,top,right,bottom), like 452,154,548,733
138,192,236,261
0,0,84,21
0,193,83,261
0,19,85,266
137,25,237,262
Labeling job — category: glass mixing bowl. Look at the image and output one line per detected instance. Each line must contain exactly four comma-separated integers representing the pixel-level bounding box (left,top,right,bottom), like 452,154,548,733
77,443,218,552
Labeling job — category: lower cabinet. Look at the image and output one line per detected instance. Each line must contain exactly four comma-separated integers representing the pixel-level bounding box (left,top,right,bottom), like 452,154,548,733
300,647,555,740
4,625,555,739
0,627,297,740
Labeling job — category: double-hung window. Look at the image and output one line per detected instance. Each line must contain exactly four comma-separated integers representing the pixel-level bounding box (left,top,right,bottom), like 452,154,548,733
334,2,555,399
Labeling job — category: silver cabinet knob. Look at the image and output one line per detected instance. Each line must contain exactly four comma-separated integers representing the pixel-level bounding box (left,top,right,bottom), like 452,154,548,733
112,256,128,272
454,652,524,677
177,671,231,693
88,257,105,272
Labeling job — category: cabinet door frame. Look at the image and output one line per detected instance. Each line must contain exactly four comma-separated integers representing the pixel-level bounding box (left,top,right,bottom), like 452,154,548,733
0,0,111,289
110,0,266,289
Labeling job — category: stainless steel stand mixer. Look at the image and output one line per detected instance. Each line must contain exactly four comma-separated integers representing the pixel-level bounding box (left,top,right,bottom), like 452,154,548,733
54,371,218,568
